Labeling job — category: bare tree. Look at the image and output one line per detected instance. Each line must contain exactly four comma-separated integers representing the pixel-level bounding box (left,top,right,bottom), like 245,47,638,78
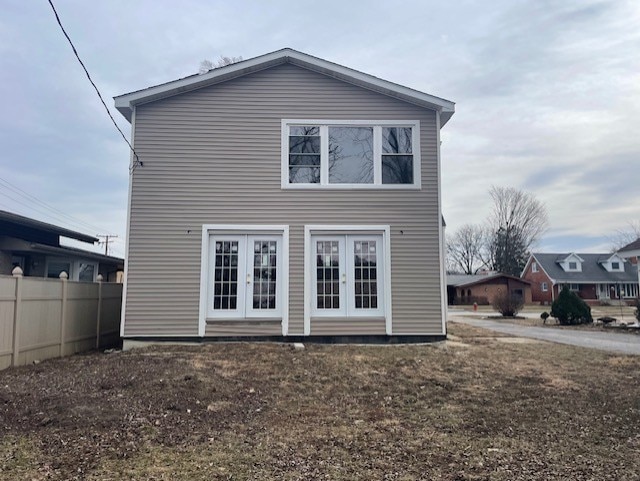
609,221,640,251
487,186,548,276
199,55,243,74
446,224,489,274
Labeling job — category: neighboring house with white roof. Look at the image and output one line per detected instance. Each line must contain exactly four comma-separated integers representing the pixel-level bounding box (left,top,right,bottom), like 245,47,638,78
617,238,640,293
521,252,639,305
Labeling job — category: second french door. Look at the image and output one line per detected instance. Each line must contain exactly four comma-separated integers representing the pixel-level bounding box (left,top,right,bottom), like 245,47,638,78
311,234,384,318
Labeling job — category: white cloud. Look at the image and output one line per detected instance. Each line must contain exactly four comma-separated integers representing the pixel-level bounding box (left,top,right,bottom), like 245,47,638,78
0,0,638,258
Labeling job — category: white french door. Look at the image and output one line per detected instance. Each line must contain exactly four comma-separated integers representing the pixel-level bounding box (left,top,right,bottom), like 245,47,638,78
311,234,384,317
207,234,282,319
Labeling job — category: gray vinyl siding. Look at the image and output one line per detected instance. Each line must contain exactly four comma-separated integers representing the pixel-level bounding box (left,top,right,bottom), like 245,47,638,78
125,63,443,337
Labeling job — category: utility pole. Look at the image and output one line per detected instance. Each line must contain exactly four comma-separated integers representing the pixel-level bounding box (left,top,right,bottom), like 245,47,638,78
97,234,118,256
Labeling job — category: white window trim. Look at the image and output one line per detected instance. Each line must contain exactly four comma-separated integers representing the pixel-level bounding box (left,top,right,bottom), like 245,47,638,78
532,262,538,273
541,282,548,292
198,224,289,337
281,119,421,190
304,225,392,336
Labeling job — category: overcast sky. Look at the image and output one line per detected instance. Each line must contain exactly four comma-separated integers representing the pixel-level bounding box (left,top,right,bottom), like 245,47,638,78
1,0,639,258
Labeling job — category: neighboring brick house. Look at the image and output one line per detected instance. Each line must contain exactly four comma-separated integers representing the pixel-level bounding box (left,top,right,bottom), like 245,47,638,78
447,273,532,305
522,253,639,305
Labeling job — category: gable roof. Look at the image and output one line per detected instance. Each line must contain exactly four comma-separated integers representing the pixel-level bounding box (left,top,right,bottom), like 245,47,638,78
557,252,584,263
531,253,637,283
114,48,455,125
447,273,531,288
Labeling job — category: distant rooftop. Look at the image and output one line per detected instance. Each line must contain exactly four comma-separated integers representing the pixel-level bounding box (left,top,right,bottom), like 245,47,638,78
618,238,640,253
0,209,98,244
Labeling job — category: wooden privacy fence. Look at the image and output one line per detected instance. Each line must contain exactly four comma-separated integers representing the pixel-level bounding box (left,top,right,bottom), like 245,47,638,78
0,271,122,370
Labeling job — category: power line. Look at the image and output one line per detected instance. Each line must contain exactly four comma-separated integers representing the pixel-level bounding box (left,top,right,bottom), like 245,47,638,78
0,177,106,234
46,0,141,171
0,189,98,234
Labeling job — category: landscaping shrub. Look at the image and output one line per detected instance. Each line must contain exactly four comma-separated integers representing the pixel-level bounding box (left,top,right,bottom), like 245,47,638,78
492,290,524,317
550,286,593,325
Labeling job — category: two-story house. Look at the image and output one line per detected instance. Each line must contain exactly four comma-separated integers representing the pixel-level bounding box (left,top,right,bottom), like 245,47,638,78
522,252,639,305
114,49,455,344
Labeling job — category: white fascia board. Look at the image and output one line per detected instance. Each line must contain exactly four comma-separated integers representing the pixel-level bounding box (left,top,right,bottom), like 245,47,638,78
114,48,455,124
617,249,640,259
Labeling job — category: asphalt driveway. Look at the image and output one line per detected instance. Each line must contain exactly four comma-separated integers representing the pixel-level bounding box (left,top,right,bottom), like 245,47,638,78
451,317,640,355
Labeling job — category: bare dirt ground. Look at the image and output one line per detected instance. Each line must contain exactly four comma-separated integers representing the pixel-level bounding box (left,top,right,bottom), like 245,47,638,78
2,323,640,480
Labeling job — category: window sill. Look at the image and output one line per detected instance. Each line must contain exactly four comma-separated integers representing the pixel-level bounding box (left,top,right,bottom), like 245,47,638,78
282,184,420,190
206,318,282,324
310,316,386,322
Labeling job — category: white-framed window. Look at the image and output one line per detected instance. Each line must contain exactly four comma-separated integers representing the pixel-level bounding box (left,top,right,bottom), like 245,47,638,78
198,225,289,336
532,262,538,273
304,225,392,335
45,258,98,282
541,282,548,292
47,260,71,279
568,262,578,270
281,120,421,189
569,283,580,291
611,261,620,270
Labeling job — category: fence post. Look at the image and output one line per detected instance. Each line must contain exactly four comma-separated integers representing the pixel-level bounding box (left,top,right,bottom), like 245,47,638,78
96,275,103,349
59,272,68,358
11,267,23,367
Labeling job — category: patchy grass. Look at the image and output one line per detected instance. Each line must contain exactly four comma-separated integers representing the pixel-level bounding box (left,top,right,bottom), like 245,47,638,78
1,325,639,480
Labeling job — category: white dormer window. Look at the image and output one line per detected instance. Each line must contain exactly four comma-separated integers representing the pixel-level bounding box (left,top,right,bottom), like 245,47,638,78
601,255,624,272
560,254,583,272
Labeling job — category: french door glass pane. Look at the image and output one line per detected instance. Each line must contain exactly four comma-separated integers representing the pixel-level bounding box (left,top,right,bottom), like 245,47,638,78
213,240,239,310
354,240,378,309
253,240,277,310
316,240,340,309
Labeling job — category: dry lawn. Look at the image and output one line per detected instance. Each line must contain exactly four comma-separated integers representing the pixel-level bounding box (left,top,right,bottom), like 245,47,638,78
1,323,639,480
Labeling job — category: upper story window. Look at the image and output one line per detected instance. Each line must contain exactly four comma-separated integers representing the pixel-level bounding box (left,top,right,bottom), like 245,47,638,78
282,120,420,189
611,261,620,270
568,261,578,270
532,262,538,273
